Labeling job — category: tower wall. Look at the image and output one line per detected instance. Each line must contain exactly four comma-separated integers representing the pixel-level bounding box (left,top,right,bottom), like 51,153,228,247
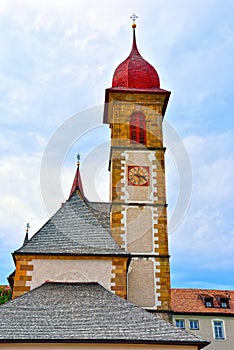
106,91,171,316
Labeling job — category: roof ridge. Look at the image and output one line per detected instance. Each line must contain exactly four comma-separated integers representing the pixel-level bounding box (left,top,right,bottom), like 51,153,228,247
172,288,233,292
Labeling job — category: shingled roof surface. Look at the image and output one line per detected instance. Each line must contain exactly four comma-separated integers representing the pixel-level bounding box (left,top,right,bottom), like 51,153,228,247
0,282,209,346
15,192,125,256
171,288,234,315
87,201,110,229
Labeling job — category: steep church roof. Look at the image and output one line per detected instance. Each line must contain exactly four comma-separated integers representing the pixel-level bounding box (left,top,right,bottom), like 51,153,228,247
87,201,110,229
0,282,209,347
15,191,126,256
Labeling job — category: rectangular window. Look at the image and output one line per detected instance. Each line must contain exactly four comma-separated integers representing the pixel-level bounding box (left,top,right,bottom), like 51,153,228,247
131,125,136,140
130,113,146,144
213,320,225,340
189,320,199,330
205,298,213,307
220,298,229,308
175,319,185,329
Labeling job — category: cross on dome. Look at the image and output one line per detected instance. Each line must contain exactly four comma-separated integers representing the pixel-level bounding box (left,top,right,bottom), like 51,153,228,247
130,13,138,28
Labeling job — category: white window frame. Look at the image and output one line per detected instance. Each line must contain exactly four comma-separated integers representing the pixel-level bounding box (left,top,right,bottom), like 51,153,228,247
189,319,199,330
212,319,226,340
175,319,185,329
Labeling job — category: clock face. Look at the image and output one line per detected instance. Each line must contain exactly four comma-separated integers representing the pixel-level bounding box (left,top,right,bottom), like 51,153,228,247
128,166,150,186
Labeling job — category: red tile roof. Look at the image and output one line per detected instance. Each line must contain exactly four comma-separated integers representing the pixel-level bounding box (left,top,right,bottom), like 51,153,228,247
171,288,234,315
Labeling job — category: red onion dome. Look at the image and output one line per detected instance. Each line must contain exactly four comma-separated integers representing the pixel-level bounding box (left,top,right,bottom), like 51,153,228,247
112,29,160,89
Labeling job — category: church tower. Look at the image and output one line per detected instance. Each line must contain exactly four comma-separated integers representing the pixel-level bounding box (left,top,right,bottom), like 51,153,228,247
103,17,171,318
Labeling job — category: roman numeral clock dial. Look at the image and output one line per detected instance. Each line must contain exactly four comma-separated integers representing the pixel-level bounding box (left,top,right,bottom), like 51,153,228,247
128,166,150,186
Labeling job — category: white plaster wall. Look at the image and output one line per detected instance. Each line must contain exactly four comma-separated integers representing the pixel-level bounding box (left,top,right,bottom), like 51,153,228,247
128,257,161,309
173,314,234,350
128,258,155,308
125,206,153,253
27,259,113,291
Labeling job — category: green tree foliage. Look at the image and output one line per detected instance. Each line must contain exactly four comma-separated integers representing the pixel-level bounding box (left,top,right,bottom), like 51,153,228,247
0,287,12,305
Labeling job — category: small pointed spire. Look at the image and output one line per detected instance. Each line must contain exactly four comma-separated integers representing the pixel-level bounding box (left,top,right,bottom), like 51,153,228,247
129,13,140,54
69,153,84,198
23,223,30,245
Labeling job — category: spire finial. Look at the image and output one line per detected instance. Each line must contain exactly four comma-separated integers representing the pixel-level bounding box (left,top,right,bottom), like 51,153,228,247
69,153,84,198
23,223,30,246
77,153,81,169
130,12,138,28
26,222,30,233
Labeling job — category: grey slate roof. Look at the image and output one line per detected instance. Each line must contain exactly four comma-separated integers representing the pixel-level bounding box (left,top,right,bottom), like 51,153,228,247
0,282,209,347
87,201,110,229
15,192,126,256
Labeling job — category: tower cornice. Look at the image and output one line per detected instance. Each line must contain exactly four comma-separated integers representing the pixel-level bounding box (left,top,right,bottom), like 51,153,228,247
103,87,170,124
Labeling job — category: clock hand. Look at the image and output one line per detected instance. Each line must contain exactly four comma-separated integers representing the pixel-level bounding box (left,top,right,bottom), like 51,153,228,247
136,173,147,180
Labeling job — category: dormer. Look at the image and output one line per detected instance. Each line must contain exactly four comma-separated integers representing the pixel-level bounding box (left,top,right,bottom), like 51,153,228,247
216,295,230,309
200,294,214,308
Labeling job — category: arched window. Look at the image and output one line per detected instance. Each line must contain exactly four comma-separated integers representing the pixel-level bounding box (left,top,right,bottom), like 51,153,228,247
130,113,146,144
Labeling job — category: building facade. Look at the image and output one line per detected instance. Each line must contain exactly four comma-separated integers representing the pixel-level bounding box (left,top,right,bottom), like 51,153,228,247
172,289,234,350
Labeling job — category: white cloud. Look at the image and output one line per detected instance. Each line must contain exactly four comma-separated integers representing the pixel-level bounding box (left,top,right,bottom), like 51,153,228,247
0,154,48,239
169,131,234,283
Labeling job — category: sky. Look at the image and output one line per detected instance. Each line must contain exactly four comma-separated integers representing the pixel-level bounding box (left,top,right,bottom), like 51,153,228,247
0,0,234,290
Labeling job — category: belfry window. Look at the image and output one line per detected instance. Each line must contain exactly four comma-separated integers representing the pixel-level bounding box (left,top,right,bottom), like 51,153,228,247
130,113,146,144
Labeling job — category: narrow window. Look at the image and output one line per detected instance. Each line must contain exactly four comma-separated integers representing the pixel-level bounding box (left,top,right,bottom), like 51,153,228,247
131,125,137,141
175,319,185,329
189,320,199,330
213,320,225,340
130,113,146,144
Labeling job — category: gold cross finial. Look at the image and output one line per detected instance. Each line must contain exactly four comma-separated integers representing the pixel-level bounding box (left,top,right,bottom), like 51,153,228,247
26,223,30,235
77,153,81,168
130,13,138,28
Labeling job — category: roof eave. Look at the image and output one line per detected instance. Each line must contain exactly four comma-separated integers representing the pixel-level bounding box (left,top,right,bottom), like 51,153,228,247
0,339,210,348
13,252,130,258
173,310,234,316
